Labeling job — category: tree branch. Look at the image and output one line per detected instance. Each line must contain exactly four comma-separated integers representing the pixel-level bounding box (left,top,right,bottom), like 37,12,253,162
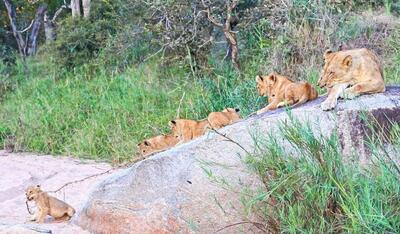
201,0,223,28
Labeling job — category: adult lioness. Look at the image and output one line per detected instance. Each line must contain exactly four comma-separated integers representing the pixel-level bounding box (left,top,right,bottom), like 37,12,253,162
169,119,209,144
138,134,179,156
318,48,385,111
256,72,318,114
208,108,241,129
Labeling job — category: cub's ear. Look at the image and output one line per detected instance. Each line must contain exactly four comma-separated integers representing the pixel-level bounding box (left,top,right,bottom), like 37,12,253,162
144,140,150,146
36,185,41,188
256,75,264,82
169,120,177,128
235,108,240,112
324,49,333,59
269,72,277,82
342,55,352,67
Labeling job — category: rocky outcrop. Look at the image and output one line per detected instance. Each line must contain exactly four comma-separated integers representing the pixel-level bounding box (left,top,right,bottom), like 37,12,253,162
76,87,400,233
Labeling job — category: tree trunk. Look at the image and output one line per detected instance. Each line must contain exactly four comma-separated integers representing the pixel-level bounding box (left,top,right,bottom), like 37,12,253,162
44,13,57,43
71,0,81,18
2,0,26,56
82,0,91,19
224,30,239,70
27,5,46,56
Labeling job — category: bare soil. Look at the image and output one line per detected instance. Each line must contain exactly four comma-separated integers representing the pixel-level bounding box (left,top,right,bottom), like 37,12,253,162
0,150,117,233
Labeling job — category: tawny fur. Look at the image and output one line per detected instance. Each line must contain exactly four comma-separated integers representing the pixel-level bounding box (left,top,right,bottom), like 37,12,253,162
318,48,385,111
256,72,318,114
207,108,241,129
169,119,209,144
25,185,75,223
138,134,179,156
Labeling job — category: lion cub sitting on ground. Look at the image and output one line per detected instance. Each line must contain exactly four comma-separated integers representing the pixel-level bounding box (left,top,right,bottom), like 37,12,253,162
169,119,209,144
207,108,241,129
256,72,318,114
138,134,179,156
26,185,75,223
318,48,385,111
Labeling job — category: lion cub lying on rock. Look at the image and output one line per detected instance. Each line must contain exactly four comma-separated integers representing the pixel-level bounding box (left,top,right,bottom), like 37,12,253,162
137,134,179,156
318,48,385,111
169,119,210,144
208,108,240,129
169,108,241,144
26,185,75,223
256,72,318,114
138,108,241,156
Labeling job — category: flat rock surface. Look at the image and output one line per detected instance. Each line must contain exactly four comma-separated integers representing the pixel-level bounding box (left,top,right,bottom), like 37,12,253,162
0,151,115,234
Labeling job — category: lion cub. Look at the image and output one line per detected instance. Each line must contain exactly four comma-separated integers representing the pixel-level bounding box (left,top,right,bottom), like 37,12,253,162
208,108,241,129
318,48,385,111
256,72,318,114
169,119,209,144
138,134,179,156
26,185,75,223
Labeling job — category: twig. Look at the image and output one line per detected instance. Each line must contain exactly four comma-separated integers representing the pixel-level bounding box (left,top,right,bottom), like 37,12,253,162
176,92,186,118
211,128,250,155
18,20,34,33
213,221,267,233
26,200,34,215
47,159,141,194
48,168,116,193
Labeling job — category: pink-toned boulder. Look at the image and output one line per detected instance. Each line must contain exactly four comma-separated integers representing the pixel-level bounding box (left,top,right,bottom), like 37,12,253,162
76,87,400,233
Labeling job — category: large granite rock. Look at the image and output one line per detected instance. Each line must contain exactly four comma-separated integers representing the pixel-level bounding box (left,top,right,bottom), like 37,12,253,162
75,87,400,233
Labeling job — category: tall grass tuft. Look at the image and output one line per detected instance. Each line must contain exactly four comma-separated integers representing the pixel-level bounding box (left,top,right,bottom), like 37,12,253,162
246,115,400,233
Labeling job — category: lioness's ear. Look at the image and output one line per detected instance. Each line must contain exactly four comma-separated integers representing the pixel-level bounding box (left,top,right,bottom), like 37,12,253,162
342,55,352,67
256,75,264,82
324,49,333,59
144,140,150,146
36,185,41,188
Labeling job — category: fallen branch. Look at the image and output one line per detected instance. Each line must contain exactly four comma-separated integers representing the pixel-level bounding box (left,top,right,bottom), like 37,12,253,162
47,158,145,194
25,200,34,215
214,221,267,233
211,128,250,155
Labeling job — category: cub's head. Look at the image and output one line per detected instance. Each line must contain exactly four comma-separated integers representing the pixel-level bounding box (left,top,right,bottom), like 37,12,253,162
222,108,240,113
169,120,182,138
318,50,353,88
256,73,278,99
137,140,152,155
222,108,241,121
26,185,42,201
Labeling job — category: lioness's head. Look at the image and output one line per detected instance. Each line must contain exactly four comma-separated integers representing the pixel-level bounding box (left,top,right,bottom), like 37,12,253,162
318,50,353,88
256,73,278,102
26,185,42,201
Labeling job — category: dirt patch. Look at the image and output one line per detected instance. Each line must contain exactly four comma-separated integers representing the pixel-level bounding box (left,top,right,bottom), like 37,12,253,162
0,151,118,234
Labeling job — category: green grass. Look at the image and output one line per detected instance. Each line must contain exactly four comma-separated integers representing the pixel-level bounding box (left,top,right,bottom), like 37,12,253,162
245,114,400,233
0,62,206,162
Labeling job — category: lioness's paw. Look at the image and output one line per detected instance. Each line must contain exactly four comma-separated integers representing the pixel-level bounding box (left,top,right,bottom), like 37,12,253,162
321,99,336,111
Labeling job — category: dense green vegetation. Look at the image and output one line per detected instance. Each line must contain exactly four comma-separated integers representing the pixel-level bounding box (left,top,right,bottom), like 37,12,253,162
245,114,400,233
1,0,400,162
